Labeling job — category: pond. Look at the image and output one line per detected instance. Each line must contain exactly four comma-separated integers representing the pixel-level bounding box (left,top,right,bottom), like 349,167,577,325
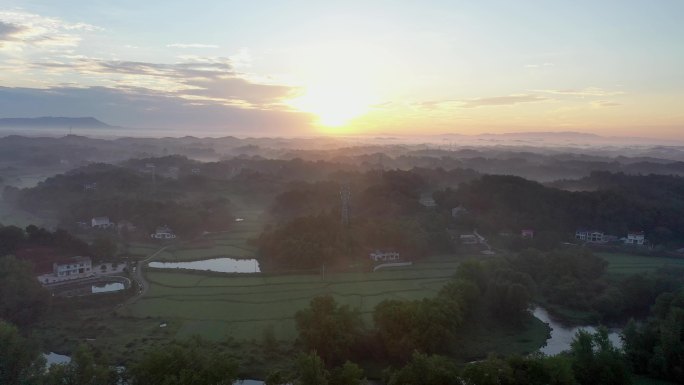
44,352,71,367
149,258,261,273
92,282,126,293
533,307,622,355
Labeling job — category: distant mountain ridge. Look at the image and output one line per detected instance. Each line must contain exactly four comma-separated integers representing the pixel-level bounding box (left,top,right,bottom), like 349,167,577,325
0,117,113,128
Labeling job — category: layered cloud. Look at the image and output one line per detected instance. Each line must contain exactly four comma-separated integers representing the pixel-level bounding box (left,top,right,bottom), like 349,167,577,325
0,85,314,133
30,56,299,108
0,9,311,133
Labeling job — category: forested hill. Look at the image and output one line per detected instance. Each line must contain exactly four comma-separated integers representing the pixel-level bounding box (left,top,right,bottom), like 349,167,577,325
434,173,684,245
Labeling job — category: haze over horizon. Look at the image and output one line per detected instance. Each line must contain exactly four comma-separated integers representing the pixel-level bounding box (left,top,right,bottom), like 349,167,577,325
1,1,683,139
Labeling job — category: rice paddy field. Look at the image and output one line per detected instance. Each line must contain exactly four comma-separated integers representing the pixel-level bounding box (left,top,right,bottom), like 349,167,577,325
599,252,684,276
121,254,466,341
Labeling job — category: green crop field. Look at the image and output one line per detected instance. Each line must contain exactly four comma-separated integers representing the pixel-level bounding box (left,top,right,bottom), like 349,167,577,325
121,254,468,341
599,252,684,275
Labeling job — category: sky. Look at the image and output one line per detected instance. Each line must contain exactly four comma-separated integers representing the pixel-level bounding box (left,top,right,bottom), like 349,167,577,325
0,1,683,138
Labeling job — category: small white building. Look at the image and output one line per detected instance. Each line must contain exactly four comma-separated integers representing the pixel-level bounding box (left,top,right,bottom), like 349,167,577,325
576,229,605,243
521,229,535,239
54,256,92,278
369,250,400,262
460,234,479,245
91,217,114,229
151,226,176,240
625,231,646,245
451,206,468,218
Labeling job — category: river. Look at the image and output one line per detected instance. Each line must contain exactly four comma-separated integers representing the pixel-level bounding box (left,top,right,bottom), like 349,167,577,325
533,307,622,355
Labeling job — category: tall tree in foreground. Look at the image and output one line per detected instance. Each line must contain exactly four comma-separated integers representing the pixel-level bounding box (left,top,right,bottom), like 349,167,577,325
0,255,49,326
295,295,363,366
0,320,45,385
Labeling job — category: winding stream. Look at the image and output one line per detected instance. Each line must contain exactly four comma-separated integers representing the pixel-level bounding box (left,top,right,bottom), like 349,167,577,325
533,307,622,355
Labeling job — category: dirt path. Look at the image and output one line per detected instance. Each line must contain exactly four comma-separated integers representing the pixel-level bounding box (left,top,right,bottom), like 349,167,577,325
125,245,170,305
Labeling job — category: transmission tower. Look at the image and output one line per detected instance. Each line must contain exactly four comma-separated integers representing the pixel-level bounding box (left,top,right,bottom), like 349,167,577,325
340,184,351,226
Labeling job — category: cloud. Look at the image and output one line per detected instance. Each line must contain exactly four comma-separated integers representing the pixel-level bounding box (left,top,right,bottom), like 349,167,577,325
30,56,299,107
167,43,220,49
537,87,624,97
525,62,554,69
0,85,315,134
592,100,622,108
460,94,549,108
0,10,99,51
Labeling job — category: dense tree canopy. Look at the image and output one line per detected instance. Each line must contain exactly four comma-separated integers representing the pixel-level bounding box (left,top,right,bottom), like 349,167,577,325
0,255,49,326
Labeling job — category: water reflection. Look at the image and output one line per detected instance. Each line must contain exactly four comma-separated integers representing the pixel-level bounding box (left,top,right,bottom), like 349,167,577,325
149,258,261,273
92,282,125,293
533,307,622,355
44,352,70,367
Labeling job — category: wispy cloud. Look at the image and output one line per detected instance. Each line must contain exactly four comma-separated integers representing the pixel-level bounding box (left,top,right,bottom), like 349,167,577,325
167,43,219,49
0,10,100,51
460,94,549,108
525,62,554,69
591,100,622,108
537,87,624,97
30,56,298,108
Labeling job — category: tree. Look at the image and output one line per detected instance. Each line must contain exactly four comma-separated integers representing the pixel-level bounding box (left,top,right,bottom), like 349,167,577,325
569,328,631,385
130,337,238,385
0,255,49,326
295,296,363,365
43,344,118,385
0,320,45,385
0,225,25,256
384,352,460,385
329,361,366,385
91,238,117,260
294,352,329,385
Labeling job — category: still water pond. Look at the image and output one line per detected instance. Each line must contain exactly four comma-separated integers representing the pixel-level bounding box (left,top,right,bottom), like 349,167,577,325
44,352,70,367
92,282,125,293
533,307,622,355
149,258,261,273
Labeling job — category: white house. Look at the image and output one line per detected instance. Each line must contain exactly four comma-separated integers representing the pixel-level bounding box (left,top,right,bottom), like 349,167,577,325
91,217,114,229
451,206,468,218
521,229,535,239
576,229,605,243
369,250,400,262
460,234,479,245
625,231,646,245
151,226,176,240
48,256,92,281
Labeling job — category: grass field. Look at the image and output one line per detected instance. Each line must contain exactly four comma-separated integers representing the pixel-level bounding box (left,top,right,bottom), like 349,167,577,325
122,254,467,341
599,252,684,276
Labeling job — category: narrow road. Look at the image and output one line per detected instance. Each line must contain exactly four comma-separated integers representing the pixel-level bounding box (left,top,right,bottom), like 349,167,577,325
125,244,171,305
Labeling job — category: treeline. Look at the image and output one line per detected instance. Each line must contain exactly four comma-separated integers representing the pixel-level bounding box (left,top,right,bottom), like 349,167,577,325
434,173,684,245
6,164,234,237
257,170,453,270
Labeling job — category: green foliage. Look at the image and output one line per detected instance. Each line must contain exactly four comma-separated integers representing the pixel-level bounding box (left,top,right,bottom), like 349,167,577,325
569,328,631,385
435,173,684,244
43,344,118,385
384,352,460,385
295,295,363,365
294,352,329,385
129,337,238,385
374,276,479,361
460,353,577,385
0,320,45,385
0,255,49,326
90,237,117,260
622,289,684,383
329,361,366,385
